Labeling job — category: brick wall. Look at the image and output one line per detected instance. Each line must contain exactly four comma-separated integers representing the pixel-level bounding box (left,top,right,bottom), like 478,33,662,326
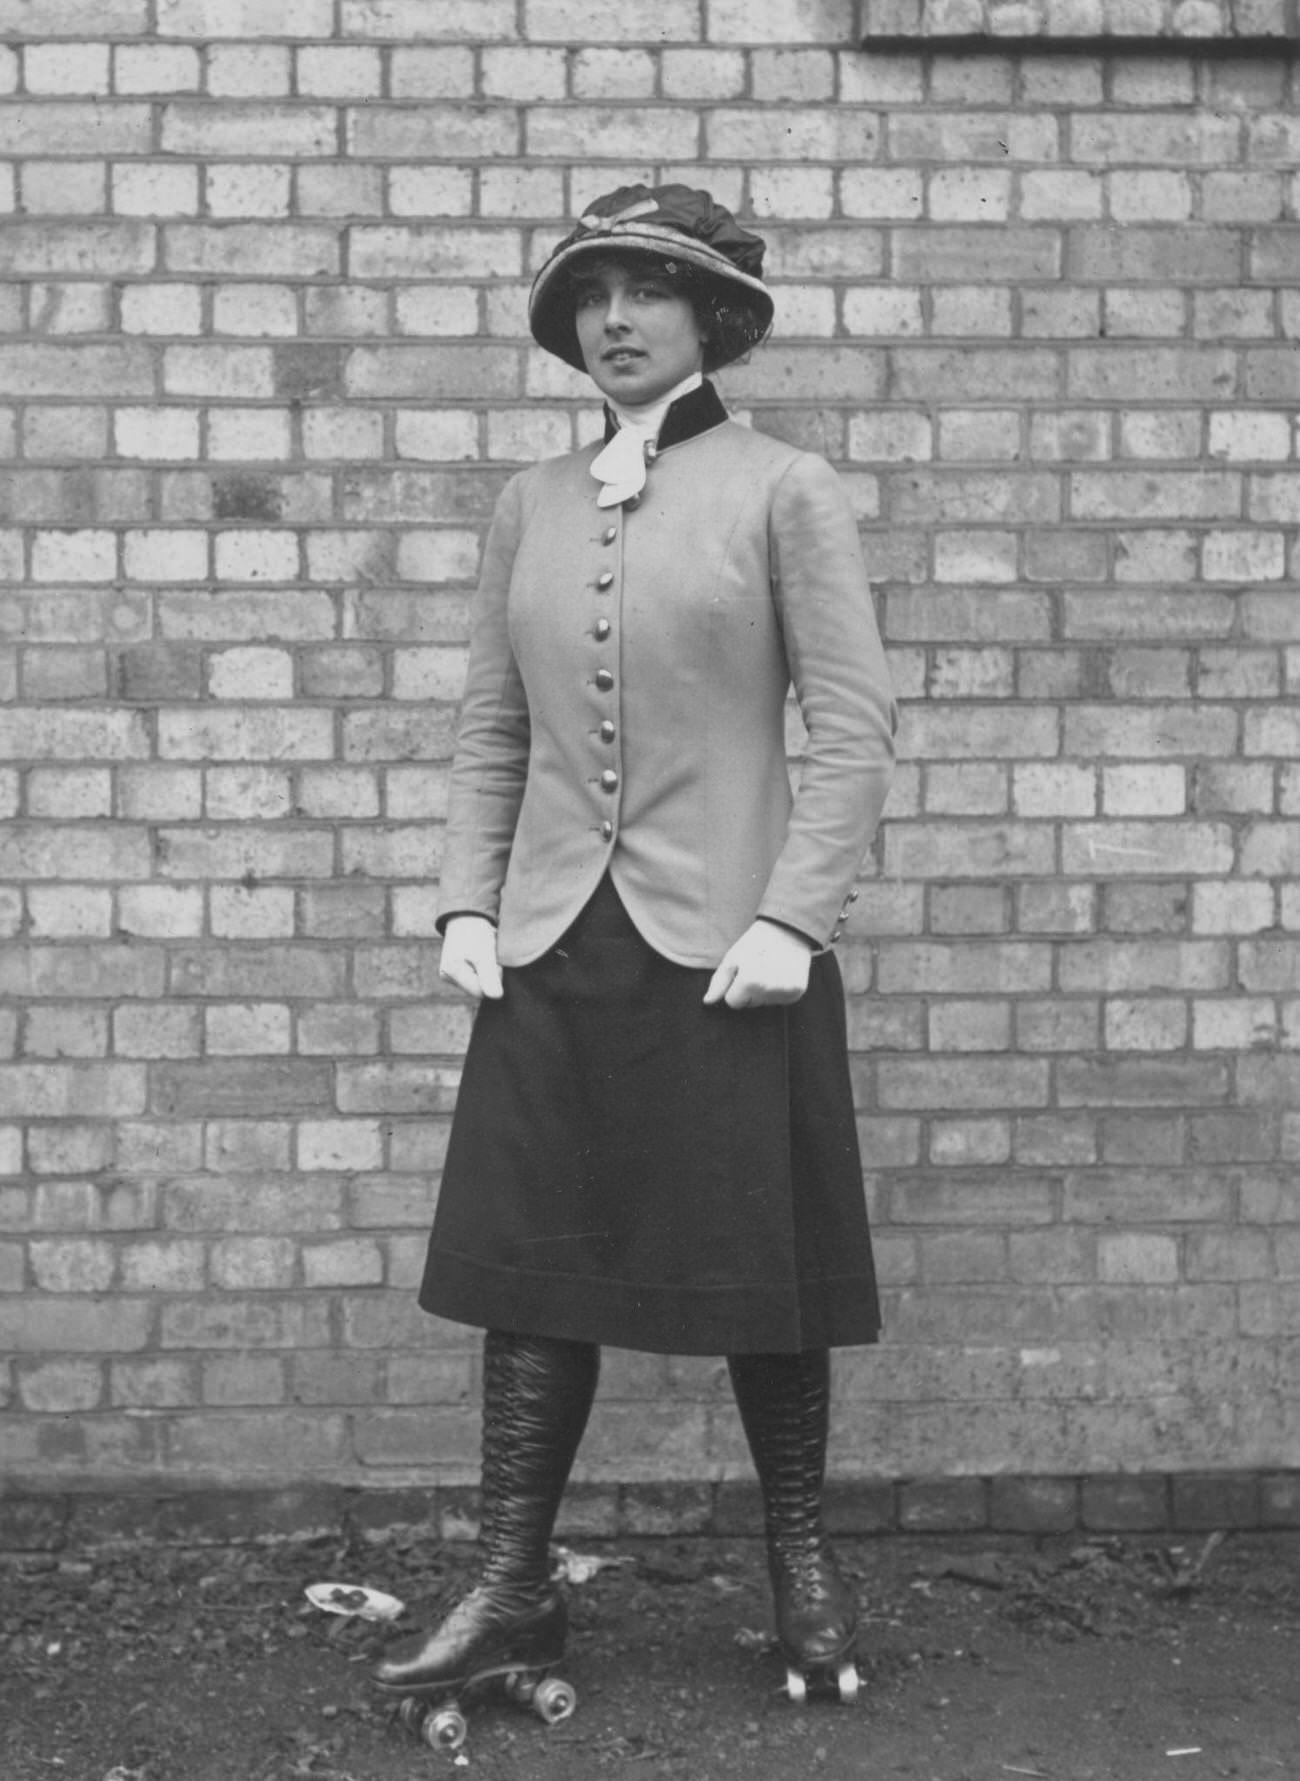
1,0,1297,1504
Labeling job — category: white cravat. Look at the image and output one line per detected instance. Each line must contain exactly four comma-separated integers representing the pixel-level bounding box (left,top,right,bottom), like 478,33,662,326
590,372,703,508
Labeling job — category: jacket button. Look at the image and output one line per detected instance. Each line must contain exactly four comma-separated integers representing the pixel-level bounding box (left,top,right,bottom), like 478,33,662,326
600,769,619,792
595,668,614,691
602,526,617,545
848,889,859,903
600,820,614,840
594,617,611,640
599,720,616,742
831,929,843,943
596,570,614,590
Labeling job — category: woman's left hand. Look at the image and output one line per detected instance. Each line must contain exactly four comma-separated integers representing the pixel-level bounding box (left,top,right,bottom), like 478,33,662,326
703,919,813,1010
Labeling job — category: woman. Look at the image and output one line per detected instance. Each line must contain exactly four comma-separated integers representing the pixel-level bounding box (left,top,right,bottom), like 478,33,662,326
375,185,897,1717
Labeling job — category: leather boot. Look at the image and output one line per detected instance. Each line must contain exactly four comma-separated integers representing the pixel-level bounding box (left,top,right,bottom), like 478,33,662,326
727,1349,858,1670
374,1331,599,1694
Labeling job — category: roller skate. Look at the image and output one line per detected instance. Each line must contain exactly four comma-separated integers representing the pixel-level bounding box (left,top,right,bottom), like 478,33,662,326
372,1330,599,1753
769,1540,861,1705
375,1585,577,1752
728,1348,864,1708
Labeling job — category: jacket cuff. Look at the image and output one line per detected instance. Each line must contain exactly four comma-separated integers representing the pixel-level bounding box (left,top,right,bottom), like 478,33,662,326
756,914,820,950
435,909,499,937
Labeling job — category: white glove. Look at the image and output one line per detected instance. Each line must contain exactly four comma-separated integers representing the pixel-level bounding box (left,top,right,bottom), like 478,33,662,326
702,919,812,1010
438,914,504,1001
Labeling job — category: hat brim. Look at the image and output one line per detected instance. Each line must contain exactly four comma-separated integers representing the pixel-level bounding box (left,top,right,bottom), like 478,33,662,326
529,223,775,374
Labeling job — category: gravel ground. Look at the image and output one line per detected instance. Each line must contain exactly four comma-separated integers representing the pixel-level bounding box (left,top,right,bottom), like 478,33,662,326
2,1527,1296,1780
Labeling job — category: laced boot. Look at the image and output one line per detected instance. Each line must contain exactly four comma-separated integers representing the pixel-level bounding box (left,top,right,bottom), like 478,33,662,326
374,1331,599,1696
727,1349,858,1676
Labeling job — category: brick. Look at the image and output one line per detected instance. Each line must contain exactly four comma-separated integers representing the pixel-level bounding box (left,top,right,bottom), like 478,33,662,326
1100,764,1186,815
1082,1474,1169,1531
202,1356,287,1406
346,346,520,401
18,1361,104,1413
3,100,151,154
3,0,147,27
1021,168,1103,219
839,169,923,221
114,42,200,90
0,222,153,281
207,43,290,97
156,706,331,761
167,223,336,277
895,348,1058,402
203,163,291,218
1118,408,1201,462
27,766,111,818
524,0,699,37
30,1238,117,1294
706,107,878,162
1101,883,1188,937
898,1478,989,1533
1069,347,1236,405
119,282,203,336
1014,763,1096,817
991,1476,1079,1533
889,470,1059,525
1059,939,1227,994
349,105,519,160
348,225,519,281
343,0,517,35
205,1003,291,1056
894,225,1060,282
305,48,404,101
1071,225,1240,283
158,0,335,34
206,1237,296,1292
20,161,108,217
878,1058,1049,1110
1066,704,1236,758
297,163,383,217
1171,1473,1262,1532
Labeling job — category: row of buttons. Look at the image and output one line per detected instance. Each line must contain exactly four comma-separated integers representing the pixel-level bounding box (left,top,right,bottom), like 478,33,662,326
594,519,619,842
829,887,861,944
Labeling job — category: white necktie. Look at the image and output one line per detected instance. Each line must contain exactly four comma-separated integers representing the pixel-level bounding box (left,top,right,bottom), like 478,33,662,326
590,426,648,509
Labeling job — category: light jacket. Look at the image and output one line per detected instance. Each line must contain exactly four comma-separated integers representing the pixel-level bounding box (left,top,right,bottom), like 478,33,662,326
436,383,897,969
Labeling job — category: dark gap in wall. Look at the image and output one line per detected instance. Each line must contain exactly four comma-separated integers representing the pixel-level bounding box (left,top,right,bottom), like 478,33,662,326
858,35,1300,51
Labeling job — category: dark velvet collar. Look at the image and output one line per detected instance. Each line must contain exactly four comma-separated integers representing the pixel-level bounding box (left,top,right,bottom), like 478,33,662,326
601,378,729,451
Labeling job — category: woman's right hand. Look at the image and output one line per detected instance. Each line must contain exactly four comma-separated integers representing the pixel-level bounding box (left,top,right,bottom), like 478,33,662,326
438,914,504,1000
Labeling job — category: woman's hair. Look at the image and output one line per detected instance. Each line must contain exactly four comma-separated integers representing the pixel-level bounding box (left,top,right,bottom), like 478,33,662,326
556,249,768,375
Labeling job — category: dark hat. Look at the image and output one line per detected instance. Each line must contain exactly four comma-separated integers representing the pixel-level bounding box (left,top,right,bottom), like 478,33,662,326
529,183,774,373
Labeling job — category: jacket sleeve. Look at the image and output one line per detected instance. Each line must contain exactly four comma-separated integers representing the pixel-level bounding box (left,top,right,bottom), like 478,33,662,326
434,472,531,931
756,451,897,947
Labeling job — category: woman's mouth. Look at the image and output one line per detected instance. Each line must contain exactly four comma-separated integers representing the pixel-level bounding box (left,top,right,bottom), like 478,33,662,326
602,347,645,364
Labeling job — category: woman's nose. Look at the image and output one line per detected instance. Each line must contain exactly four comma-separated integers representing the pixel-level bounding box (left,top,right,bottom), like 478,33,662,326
603,290,629,330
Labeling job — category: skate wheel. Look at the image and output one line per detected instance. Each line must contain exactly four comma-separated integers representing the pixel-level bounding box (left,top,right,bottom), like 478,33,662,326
398,1696,426,1734
423,1705,468,1751
532,1676,577,1726
784,1667,808,1705
836,1661,861,1704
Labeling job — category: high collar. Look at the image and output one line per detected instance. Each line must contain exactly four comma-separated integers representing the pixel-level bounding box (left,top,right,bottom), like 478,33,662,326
601,378,729,452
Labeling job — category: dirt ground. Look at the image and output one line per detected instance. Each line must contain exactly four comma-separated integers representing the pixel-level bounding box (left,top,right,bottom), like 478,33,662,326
1,1526,1296,1781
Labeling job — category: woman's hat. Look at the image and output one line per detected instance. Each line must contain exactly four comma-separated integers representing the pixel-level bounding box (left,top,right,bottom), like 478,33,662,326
529,183,774,374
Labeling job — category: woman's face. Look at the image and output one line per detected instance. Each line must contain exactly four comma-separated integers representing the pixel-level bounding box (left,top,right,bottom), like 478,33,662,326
573,258,706,407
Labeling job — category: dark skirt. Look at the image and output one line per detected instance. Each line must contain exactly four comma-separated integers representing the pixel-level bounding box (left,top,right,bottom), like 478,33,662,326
419,876,880,1356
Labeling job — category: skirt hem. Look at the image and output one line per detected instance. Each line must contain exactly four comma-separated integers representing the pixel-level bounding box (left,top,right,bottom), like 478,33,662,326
421,1245,882,1357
